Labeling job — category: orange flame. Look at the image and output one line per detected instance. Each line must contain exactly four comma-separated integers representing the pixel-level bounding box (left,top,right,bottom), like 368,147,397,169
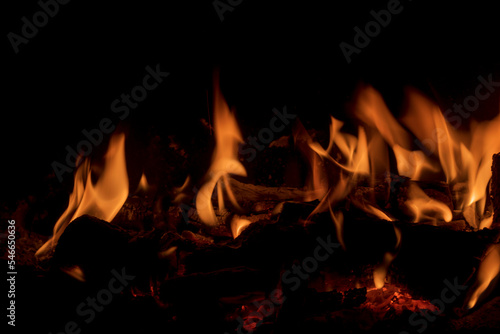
400,87,459,183
230,216,252,238
402,88,500,228
466,244,500,309
296,117,371,220
136,172,150,193
352,85,452,223
373,226,402,289
404,183,453,223
351,84,498,226
36,133,129,257
196,77,247,226
329,208,346,250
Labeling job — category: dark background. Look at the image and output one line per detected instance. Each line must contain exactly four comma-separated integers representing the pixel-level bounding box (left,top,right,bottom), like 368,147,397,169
2,0,500,201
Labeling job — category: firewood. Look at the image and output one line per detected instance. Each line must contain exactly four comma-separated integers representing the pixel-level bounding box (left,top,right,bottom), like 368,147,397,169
229,178,309,209
52,215,166,287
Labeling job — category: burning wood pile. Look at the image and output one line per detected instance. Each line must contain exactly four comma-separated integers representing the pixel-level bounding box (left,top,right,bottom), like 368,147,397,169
6,77,500,334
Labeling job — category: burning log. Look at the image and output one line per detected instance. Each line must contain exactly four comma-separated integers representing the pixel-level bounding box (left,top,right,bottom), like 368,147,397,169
229,178,309,209
51,215,169,291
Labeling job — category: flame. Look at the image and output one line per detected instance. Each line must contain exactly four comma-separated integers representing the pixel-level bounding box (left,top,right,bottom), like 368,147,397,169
392,145,439,181
136,172,150,192
329,207,346,250
373,226,402,289
353,85,412,149
309,118,370,176
196,76,247,226
351,84,498,227
295,116,373,221
401,88,500,228
294,113,396,225
404,183,453,223
36,133,129,257
60,265,86,282
231,216,252,238
400,88,459,183
466,244,500,309
293,120,330,201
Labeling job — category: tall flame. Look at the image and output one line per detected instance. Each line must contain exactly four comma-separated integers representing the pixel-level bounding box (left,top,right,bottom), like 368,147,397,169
36,133,129,257
196,76,247,226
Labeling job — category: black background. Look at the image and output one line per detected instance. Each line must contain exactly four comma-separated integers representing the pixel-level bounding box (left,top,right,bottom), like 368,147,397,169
2,0,500,200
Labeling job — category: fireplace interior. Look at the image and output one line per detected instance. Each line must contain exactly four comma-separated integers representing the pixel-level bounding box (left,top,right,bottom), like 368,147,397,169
2,1,500,334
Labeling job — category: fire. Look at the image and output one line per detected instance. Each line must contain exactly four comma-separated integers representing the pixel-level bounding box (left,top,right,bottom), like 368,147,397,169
466,244,500,309
401,87,500,228
404,183,453,223
195,75,247,226
36,133,129,258
231,216,252,238
293,120,330,202
400,87,459,183
136,172,150,193
349,84,498,227
373,225,401,289
392,145,439,181
351,85,450,223
297,116,371,217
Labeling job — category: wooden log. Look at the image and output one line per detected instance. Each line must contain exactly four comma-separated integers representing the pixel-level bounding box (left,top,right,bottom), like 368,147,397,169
52,215,169,290
228,178,309,209
178,204,500,299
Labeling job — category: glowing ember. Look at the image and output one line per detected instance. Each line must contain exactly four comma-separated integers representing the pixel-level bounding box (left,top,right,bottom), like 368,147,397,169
363,284,438,316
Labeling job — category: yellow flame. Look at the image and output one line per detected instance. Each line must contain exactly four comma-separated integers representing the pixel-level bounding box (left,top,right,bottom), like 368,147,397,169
36,133,129,258
196,77,247,226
